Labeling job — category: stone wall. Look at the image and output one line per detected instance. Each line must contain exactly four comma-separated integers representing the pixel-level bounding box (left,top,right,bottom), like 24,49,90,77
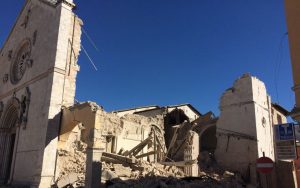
58,102,168,187
60,102,165,162
0,0,82,186
215,74,278,186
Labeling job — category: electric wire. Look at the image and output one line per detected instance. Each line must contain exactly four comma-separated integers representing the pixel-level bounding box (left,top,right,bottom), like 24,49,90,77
63,7,102,71
82,27,101,52
81,44,98,71
274,32,288,104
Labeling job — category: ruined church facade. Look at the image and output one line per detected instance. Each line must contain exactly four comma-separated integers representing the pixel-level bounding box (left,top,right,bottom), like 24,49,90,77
0,1,294,188
0,0,82,186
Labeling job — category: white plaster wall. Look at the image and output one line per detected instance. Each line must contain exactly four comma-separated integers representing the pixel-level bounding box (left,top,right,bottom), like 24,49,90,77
167,105,200,122
115,106,159,117
136,108,165,117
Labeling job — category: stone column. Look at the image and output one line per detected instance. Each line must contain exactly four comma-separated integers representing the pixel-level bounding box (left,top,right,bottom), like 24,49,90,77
184,131,199,176
85,148,103,188
85,128,105,188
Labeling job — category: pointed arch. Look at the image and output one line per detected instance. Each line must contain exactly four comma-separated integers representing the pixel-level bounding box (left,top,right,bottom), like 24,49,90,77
0,97,20,184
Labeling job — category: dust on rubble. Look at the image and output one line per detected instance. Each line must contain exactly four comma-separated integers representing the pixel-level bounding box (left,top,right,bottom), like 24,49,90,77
54,141,244,188
102,152,244,188
55,141,87,188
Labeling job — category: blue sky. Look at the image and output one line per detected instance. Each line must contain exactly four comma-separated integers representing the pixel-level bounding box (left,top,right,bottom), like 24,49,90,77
0,0,295,115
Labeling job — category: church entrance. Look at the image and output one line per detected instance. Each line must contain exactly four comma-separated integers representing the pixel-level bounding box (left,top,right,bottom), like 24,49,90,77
0,102,19,184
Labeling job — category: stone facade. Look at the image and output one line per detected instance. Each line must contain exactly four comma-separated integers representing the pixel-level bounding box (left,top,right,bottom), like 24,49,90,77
0,0,82,186
214,74,287,186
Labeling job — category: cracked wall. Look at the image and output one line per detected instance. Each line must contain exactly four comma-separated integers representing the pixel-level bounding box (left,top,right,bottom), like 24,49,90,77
215,74,287,186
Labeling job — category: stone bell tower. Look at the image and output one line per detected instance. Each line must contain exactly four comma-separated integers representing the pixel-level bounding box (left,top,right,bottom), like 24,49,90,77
0,0,82,186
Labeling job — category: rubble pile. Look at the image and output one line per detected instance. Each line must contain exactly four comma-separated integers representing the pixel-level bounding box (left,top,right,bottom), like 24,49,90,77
106,175,243,188
55,141,87,188
101,153,244,188
199,151,223,173
54,110,246,188
104,160,244,188
54,141,245,188
102,159,185,181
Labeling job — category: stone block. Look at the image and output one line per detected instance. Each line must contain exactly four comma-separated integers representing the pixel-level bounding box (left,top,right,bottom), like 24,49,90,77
57,173,78,188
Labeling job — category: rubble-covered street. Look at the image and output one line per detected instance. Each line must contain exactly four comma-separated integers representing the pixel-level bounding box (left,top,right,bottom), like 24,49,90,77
54,139,245,188
1,0,300,187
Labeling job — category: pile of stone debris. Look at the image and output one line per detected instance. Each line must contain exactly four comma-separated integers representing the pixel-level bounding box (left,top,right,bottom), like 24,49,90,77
54,141,87,188
101,159,185,182
102,160,244,188
54,142,245,188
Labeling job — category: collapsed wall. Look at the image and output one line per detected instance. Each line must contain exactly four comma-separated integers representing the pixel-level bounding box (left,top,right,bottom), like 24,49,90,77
56,138,244,188
56,102,167,185
55,102,245,188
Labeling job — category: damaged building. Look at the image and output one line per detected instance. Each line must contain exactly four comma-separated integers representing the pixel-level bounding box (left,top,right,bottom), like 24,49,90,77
113,104,218,154
55,74,291,188
0,0,223,186
215,74,291,187
58,102,167,187
56,102,221,186
0,0,294,188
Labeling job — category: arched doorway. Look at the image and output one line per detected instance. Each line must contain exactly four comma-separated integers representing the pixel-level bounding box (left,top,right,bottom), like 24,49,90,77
0,98,20,184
